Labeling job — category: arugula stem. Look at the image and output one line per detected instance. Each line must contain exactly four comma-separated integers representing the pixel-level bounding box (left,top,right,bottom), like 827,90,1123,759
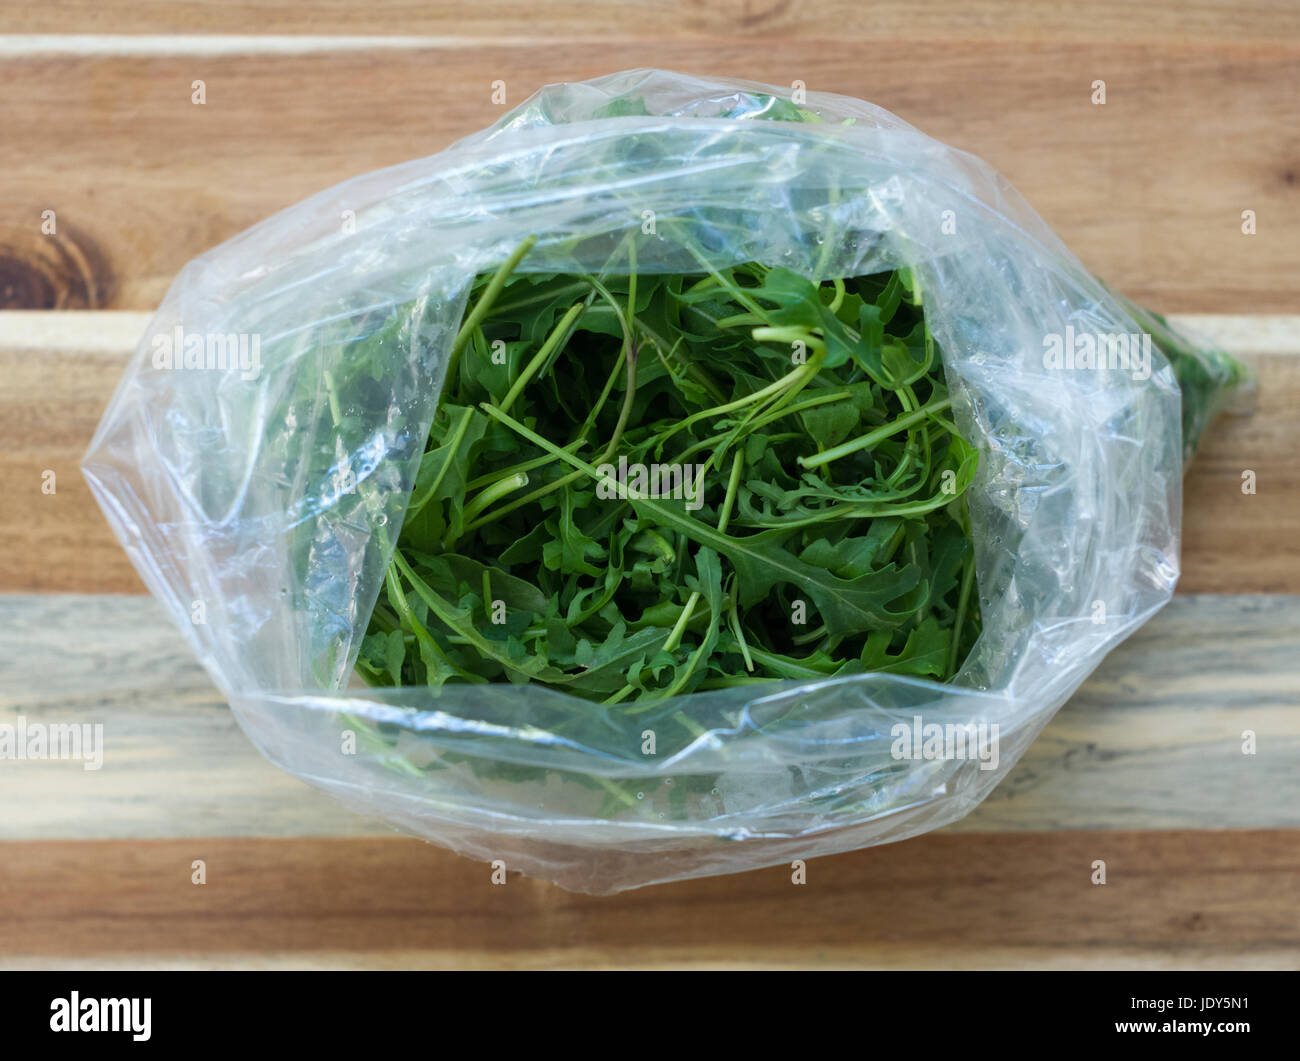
947,539,977,679
798,396,952,470
407,405,475,517
460,471,529,527
465,439,584,492
662,593,699,654
385,563,481,684
656,343,827,454
663,450,742,654
323,369,343,425
460,303,639,535
445,235,538,384
499,302,585,415
792,623,829,645
682,246,769,319
726,600,755,672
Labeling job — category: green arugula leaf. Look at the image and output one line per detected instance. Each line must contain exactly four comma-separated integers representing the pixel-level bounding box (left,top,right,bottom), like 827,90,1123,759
358,244,991,706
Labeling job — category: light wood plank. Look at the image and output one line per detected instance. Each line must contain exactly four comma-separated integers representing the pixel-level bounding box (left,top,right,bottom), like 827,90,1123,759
0,830,1296,968
2,594,1296,840
0,44,1296,310
1182,356,1300,594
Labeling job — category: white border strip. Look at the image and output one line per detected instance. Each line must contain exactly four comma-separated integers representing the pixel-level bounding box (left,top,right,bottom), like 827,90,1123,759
1,312,1295,358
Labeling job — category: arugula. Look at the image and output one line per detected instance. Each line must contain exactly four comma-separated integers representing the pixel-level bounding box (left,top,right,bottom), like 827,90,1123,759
358,239,985,704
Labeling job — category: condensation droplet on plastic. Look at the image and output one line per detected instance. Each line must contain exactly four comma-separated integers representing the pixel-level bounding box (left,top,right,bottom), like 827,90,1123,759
711,787,719,796
664,778,673,786
376,513,388,527
636,792,645,800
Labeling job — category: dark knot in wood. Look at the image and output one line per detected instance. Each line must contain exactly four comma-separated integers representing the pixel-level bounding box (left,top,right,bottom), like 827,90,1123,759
0,225,108,309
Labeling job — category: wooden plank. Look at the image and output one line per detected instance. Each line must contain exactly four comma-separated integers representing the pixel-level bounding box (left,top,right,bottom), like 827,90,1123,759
1183,357,1300,594
0,318,147,594
0,830,1296,968
2,593,1296,840
964,594,1300,831
0,43,1296,311
4,2,1298,43
2,313,1295,594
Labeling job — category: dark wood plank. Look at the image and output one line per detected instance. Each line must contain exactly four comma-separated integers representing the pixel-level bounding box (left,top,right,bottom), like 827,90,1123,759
1,831,1296,967
3,1,1297,42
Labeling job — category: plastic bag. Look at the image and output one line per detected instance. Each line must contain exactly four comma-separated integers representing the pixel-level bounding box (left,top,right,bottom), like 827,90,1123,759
83,70,1249,893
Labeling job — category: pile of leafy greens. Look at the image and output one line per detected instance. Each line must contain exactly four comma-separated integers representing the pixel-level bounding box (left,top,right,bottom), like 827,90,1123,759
355,237,984,704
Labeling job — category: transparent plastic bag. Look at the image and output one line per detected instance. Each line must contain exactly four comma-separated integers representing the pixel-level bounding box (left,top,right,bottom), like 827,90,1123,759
83,70,1249,893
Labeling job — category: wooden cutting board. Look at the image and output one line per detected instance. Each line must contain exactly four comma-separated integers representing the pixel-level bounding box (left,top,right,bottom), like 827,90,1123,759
1,2,1297,969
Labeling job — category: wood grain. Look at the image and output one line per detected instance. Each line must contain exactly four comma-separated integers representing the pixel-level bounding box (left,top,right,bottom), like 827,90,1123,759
0,317,145,593
3,0,1296,974
1,830,1296,968
1182,356,1300,594
1,313,1293,594
2,593,1296,840
1,41,1296,311
4,1,1298,43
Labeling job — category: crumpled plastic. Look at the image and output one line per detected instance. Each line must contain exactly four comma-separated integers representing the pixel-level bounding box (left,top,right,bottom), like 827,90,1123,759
83,70,1245,893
